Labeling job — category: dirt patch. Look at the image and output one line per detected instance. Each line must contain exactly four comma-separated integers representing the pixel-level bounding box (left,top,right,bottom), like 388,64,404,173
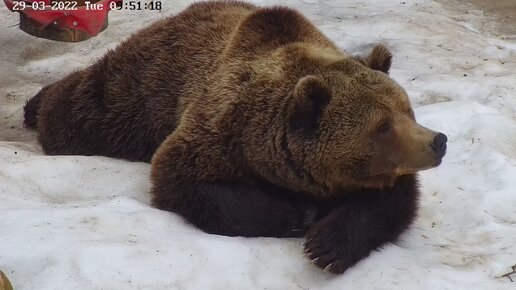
468,0,516,36
440,0,516,38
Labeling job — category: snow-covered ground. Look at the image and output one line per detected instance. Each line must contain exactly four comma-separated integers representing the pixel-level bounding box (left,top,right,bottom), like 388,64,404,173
1,0,516,289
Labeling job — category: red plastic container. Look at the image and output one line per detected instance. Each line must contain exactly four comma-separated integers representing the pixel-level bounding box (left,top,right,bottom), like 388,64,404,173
4,0,123,41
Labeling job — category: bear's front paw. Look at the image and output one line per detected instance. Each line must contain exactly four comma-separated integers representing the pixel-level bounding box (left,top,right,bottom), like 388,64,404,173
304,226,349,274
303,219,369,274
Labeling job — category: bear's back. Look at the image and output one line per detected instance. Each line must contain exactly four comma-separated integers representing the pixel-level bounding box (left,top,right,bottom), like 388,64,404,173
124,1,258,140
84,1,258,154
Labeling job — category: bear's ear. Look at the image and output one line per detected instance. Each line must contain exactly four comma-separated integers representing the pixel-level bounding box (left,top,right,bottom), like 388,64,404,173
288,76,331,134
354,44,392,74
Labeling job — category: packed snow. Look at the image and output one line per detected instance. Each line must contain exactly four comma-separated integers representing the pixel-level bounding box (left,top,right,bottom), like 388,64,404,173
1,0,516,289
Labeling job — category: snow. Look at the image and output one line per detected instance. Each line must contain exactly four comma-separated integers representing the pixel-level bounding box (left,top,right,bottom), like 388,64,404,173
1,0,516,289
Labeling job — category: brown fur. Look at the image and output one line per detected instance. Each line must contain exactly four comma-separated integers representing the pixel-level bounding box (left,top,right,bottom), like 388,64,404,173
24,1,447,274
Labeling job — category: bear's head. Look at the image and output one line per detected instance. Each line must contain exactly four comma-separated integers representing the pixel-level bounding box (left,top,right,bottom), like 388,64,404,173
286,45,447,192
223,7,446,194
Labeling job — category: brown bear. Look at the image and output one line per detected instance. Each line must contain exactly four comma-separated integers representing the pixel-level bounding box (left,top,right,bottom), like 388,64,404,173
24,1,447,274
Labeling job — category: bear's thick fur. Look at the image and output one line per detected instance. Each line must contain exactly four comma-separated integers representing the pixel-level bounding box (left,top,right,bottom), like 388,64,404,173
24,1,447,274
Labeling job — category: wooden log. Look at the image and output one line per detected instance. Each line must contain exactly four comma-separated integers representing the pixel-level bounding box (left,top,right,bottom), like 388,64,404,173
0,271,13,290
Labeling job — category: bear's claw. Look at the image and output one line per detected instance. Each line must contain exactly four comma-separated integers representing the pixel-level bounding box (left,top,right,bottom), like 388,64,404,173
303,224,358,274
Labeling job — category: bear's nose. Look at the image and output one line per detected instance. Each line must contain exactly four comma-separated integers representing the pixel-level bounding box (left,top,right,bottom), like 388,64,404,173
431,133,447,158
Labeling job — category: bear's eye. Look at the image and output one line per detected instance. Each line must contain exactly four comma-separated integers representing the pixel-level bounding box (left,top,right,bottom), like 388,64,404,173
376,121,391,134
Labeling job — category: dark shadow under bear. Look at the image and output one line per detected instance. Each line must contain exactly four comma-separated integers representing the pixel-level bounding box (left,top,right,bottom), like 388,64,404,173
24,1,446,274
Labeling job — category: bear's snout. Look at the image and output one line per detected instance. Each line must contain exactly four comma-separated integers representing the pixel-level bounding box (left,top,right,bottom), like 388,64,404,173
430,132,447,158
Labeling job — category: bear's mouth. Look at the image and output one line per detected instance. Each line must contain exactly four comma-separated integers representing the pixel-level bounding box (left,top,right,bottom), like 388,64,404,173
432,158,443,167
393,158,443,175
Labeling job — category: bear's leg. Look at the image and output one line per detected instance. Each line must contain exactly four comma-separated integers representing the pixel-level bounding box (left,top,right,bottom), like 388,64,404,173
154,182,317,238
304,174,419,274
